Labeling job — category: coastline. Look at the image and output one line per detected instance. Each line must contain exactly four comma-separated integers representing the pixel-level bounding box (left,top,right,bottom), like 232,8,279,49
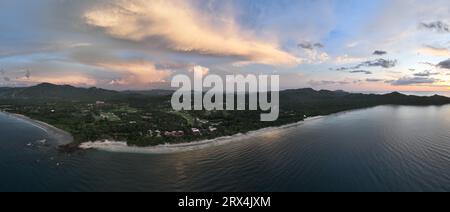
0,105,385,154
2,110,324,154
1,112,74,146
2,105,432,154
79,116,324,154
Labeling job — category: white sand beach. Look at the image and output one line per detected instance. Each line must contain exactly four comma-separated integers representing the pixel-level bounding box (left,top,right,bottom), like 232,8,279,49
3,112,74,145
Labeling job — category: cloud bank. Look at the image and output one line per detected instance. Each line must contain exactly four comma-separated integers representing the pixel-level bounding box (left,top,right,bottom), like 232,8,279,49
437,59,450,69
420,21,450,33
84,0,299,66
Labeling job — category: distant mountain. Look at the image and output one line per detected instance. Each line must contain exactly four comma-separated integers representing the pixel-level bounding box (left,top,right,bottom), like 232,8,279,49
0,83,122,101
280,88,450,115
2,84,450,148
1,83,450,108
283,88,350,98
122,89,174,97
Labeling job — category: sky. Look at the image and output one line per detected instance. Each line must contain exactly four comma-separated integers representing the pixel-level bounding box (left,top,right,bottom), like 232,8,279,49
0,0,449,91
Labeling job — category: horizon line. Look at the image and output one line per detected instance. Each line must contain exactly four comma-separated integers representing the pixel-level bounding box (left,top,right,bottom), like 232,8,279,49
1,82,450,96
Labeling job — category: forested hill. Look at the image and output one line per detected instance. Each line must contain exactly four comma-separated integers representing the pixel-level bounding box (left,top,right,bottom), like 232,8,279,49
2,83,450,148
0,83,122,101
1,83,450,108
280,88,450,115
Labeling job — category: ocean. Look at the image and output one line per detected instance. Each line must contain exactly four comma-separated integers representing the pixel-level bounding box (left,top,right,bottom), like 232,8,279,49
0,105,449,192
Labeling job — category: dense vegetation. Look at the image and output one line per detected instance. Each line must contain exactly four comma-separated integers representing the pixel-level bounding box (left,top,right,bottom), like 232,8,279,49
1,83,450,150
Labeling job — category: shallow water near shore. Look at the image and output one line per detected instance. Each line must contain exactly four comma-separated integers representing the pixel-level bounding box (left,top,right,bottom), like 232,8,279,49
1,105,450,192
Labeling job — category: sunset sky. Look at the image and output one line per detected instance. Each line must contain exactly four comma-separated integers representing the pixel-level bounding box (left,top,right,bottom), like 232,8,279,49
0,0,449,91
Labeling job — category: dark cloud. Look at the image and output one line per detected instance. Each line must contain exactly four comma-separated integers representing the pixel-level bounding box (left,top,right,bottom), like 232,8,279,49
366,78,383,82
373,50,387,55
313,43,324,48
25,69,31,79
360,59,397,68
390,77,437,86
409,69,416,72
437,59,450,69
420,21,449,33
308,80,350,86
298,42,324,50
349,70,372,75
335,67,350,71
413,70,439,77
333,59,398,71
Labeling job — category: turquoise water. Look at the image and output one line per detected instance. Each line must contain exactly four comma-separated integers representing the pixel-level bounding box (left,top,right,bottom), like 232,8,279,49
0,105,449,191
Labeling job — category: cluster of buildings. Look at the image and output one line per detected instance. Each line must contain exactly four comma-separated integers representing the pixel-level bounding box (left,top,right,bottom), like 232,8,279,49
146,127,218,138
87,101,222,139
164,131,185,137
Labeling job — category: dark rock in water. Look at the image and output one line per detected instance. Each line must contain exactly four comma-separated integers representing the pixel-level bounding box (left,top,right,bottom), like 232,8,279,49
58,143,81,153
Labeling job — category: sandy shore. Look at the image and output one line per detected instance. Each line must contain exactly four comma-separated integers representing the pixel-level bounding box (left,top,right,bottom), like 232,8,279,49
2,112,74,146
1,110,324,154
79,116,324,154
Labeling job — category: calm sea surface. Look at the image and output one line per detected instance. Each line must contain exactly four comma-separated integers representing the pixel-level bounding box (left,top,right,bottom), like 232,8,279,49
0,105,449,192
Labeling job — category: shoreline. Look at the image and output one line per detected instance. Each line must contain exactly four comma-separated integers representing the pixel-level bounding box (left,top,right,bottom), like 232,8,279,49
1,112,74,146
2,110,324,154
2,104,431,154
79,116,325,154
0,105,390,154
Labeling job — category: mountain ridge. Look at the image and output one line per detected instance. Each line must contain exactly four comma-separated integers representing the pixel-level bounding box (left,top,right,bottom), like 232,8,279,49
1,83,449,105
2,83,450,148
